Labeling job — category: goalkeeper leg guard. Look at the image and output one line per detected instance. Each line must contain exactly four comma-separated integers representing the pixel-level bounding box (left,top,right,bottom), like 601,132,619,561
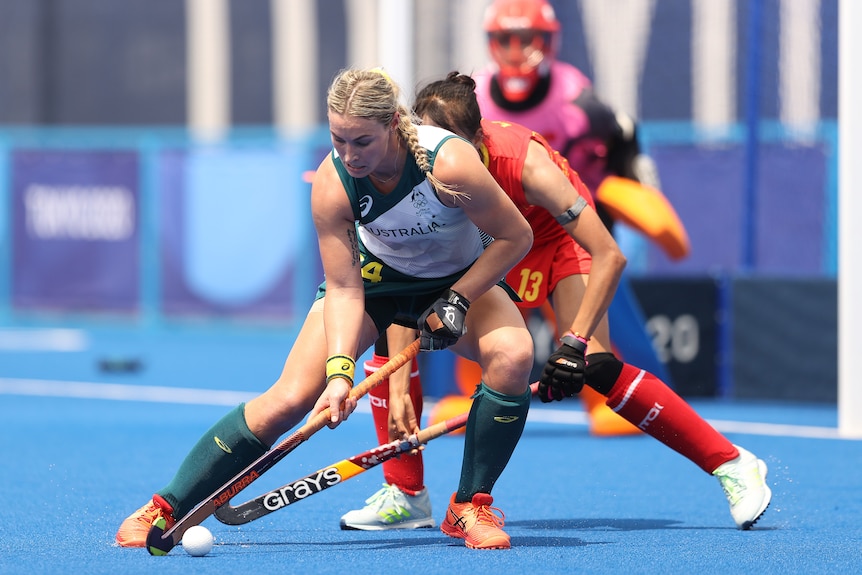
587,353,738,472
157,403,268,517
456,382,530,502
365,353,425,494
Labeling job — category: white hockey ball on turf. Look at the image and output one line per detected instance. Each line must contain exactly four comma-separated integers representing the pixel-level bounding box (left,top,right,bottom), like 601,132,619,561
181,525,214,557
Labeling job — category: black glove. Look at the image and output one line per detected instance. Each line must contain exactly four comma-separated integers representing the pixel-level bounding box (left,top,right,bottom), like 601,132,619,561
418,289,470,351
539,334,587,403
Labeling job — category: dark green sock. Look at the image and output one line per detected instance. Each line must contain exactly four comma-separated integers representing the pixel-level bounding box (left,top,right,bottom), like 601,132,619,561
456,382,531,503
158,403,268,517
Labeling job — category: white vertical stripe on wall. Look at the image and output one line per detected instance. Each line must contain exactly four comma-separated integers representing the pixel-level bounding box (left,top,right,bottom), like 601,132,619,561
272,0,318,134
578,0,655,119
415,0,451,84
452,0,492,77
415,0,494,89
691,0,736,135
186,0,230,141
346,0,379,69
780,0,821,139
839,0,862,438
378,0,414,93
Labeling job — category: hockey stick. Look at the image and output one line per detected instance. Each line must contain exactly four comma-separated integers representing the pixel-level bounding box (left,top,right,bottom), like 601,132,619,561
213,382,540,525
146,339,421,555
214,404,467,525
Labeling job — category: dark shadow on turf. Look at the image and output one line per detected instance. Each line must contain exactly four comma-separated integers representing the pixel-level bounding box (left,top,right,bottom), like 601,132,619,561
209,517,769,554
214,532,591,550
508,518,707,531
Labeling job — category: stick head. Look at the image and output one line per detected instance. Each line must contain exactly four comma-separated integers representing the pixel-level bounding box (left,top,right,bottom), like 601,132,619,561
146,516,177,556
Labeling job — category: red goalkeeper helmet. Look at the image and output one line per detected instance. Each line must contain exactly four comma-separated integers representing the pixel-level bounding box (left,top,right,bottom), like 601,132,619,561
484,0,560,102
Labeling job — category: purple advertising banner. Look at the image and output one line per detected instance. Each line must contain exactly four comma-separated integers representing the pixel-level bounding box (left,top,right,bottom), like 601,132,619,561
158,147,322,321
648,143,827,276
11,150,139,312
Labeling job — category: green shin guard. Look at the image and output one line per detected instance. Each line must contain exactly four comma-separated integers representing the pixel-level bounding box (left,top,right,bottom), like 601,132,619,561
158,403,268,517
456,382,531,502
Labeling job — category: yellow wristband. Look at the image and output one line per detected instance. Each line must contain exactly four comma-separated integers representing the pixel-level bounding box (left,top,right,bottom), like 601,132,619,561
325,354,356,387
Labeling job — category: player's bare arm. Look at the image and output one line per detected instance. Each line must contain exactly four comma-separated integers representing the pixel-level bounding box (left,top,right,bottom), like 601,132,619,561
520,139,625,338
432,137,533,302
386,325,422,444
311,156,367,423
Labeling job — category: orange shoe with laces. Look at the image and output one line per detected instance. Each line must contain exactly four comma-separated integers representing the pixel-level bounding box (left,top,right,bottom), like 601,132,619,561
440,492,510,550
115,494,175,547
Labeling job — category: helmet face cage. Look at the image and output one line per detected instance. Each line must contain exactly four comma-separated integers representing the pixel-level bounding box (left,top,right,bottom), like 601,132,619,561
484,0,560,102
488,30,553,71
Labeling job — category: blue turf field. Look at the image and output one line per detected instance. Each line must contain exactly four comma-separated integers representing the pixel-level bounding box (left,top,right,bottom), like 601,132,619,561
1,327,861,575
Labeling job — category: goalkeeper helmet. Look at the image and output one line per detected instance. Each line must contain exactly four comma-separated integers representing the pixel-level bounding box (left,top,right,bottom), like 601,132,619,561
484,0,560,102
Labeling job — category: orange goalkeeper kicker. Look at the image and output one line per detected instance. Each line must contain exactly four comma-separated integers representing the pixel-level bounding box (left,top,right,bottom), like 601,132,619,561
145,339,421,556
596,175,691,260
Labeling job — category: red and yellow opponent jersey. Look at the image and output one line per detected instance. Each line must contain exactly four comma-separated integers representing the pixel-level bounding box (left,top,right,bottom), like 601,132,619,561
480,119,594,308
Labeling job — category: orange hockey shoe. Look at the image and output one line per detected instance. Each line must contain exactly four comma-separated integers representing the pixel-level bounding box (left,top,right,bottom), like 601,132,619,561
440,492,510,550
115,495,175,547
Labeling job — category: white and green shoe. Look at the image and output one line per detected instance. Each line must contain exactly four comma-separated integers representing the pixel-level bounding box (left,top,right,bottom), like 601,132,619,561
340,484,435,531
713,445,772,529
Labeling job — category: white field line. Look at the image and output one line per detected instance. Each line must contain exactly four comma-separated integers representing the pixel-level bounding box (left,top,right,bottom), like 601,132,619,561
0,378,255,406
0,329,89,351
0,377,850,441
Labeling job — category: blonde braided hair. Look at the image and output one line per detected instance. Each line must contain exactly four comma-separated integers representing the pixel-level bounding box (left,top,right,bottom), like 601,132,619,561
326,68,464,198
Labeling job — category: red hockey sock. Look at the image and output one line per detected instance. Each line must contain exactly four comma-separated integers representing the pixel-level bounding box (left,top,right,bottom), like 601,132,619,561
365,354,425,494
606,363,739,473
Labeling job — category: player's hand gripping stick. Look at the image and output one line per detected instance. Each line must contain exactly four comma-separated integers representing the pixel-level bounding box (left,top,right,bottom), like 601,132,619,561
145,339,421,555
539,332,587,402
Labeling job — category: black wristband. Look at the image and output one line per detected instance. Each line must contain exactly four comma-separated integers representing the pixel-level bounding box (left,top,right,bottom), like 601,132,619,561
444,288,470,311
560,333,587,354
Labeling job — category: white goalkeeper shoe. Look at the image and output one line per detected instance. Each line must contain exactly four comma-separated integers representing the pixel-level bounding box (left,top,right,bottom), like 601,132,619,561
712,445,772,529
340,483,435,531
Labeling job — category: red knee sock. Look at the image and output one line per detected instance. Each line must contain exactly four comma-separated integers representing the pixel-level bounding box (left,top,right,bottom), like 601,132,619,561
365,354,425,494
605,363,739,473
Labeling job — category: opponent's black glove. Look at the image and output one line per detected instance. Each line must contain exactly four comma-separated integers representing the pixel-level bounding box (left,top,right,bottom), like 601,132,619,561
539,334,587,403
418,289,470,351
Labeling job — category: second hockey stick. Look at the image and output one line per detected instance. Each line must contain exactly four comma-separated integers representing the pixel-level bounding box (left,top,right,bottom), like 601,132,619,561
214,382,540,525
